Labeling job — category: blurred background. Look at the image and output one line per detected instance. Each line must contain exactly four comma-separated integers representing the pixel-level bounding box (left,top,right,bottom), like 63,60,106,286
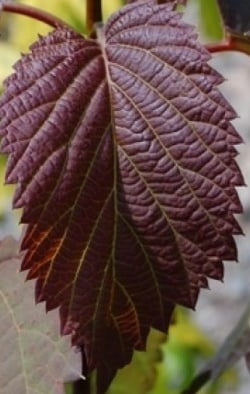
0,1,250,393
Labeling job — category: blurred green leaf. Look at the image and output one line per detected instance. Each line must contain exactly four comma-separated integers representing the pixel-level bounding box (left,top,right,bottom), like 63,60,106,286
3,0,123,51
64,382,73,394
198,0,223,41
105,329,167,394
156,309,214,393
0,43,19,86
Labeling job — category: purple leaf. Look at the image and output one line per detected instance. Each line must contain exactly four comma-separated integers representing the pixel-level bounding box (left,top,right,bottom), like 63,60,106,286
0,1,244,392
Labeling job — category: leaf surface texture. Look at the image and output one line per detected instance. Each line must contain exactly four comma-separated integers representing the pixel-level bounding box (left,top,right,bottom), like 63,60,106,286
0,237,82,394
0,1,243,391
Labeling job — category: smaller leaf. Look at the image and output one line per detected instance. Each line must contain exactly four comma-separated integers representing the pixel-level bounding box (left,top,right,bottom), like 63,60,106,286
0,235,18,261
0,236,83,394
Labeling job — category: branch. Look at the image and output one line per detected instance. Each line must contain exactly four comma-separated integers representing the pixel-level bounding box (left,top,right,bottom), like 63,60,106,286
86,0,102,36
181,370,212,394
0,1,70,29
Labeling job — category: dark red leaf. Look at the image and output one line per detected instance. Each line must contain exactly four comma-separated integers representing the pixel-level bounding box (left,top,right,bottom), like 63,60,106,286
0,0,243,392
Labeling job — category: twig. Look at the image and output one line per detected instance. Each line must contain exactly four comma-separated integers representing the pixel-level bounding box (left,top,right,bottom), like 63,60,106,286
0,1,70,29
86,0,102,36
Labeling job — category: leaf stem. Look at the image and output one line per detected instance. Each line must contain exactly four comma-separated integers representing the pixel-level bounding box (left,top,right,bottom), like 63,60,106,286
206,36,250,56
157,0,187,3
157,0,187,5
0,1,70,29
86,0,102,36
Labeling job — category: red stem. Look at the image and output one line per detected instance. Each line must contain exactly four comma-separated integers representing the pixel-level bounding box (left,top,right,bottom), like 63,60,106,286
206,36,250,56
206,40,233,53
158,0,187,3
0,1,70,29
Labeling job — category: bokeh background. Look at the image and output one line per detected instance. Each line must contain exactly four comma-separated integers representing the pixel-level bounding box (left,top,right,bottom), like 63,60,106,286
0,1,250,393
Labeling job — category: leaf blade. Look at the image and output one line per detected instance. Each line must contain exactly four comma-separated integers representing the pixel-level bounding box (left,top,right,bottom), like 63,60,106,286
0,1,244,392
0,236,82,394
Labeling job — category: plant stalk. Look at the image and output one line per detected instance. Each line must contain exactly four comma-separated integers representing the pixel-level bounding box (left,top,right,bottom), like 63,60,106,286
86,0,102,36
181,369,212,394
206,36,250,55
0,1,69,29
157,0,187,4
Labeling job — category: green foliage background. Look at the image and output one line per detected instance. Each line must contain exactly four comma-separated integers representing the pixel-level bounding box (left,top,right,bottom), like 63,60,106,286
0,1,240,393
